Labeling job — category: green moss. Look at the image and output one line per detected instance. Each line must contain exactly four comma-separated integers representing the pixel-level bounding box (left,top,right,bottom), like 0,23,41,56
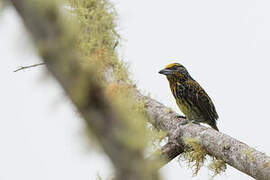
13,0,161,178
208,157,226,177
68,0,130,82
113,60,131,83
179,138,227,177
67,0,144,137
179,137,207,176
67,0,163,175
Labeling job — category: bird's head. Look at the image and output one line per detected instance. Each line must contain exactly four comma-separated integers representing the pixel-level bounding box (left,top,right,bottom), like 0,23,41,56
159,63,189,78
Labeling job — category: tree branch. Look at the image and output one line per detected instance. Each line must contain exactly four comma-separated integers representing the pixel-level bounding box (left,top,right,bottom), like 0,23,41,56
104,62,270,179
14,62,45,72
9,1,160,180
136,90,270,180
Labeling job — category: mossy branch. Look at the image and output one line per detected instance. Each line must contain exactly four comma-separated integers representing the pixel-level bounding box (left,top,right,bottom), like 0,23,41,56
136,89,270,180
9,0,160,180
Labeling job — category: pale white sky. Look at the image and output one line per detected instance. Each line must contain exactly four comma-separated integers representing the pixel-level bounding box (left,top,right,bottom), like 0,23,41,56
1,0,270,179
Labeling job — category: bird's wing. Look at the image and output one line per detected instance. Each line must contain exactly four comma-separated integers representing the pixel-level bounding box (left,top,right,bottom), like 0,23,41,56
184,79,219,121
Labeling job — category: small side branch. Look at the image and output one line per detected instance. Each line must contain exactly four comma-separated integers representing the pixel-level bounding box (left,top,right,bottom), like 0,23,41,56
14,63,45,72
149,142,184,169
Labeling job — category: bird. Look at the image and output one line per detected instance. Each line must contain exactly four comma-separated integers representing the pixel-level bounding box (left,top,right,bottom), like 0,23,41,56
159,63,219,131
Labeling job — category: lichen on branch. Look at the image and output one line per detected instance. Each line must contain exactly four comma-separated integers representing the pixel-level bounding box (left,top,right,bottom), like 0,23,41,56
10,0,162,179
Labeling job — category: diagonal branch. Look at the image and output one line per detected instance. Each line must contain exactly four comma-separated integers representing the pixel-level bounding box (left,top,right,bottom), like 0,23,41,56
136,90,270,180
10,1,160,180
104,62,270,180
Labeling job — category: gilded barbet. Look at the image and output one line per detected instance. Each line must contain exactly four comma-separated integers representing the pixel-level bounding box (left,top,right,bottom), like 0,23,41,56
159,63,219,131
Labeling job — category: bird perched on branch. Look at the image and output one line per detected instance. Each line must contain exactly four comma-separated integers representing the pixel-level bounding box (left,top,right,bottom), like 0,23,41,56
159,63,219,131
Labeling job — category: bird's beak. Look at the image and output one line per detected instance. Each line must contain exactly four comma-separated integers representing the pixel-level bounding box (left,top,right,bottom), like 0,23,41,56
159,69,174,75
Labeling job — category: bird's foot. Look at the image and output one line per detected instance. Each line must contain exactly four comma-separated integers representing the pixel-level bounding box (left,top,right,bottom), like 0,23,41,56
175,115,188,125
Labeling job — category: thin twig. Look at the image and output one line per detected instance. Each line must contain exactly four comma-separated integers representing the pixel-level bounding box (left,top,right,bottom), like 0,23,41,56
14,62,45,72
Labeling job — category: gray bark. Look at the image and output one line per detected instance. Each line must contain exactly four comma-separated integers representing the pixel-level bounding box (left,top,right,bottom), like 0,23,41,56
136,90,270,180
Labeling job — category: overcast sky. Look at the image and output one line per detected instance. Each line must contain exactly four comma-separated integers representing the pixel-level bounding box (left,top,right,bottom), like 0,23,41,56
1,0,270,179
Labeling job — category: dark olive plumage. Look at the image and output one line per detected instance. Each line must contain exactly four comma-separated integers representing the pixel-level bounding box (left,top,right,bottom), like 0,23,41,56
159,63,219,131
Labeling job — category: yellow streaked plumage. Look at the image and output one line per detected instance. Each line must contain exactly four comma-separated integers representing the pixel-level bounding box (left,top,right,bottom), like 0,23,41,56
159,63,219,131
